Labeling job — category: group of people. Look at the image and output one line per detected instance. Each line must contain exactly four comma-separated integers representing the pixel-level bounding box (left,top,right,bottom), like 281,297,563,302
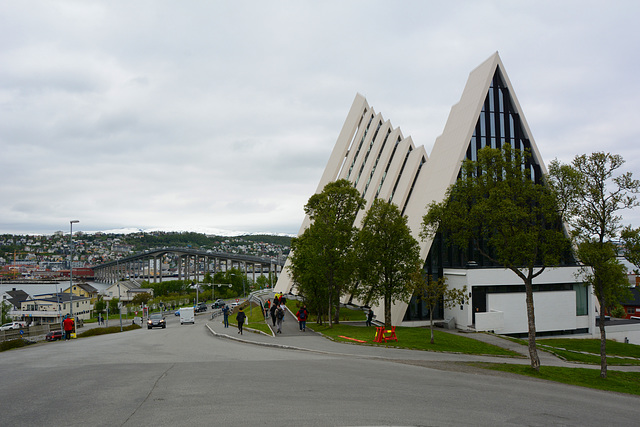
268,295,287,333
219,293,313,335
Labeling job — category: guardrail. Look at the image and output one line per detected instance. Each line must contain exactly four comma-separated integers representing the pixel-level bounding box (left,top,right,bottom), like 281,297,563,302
0,324,61,343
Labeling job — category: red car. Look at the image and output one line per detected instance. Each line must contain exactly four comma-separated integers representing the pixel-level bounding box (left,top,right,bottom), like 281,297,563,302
45,330,63,341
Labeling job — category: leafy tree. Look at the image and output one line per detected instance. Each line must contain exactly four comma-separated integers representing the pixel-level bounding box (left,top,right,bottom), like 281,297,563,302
1,300,10,324
412,273,468,344
287,179,365,327
108,298,120,315
94,299,106,316
131,292,152,307
549,152,639,378
289,229,329,324
422,144,572,372
354,199,422,327
621,226,640,273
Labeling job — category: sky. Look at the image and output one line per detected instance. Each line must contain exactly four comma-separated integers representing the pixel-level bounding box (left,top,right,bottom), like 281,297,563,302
1,1,639,236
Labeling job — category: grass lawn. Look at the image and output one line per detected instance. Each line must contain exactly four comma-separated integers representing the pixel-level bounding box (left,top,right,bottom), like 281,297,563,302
226,302,272,335
308,323,521,356
534,338,640,366
285,300,367,322
475,362,640,395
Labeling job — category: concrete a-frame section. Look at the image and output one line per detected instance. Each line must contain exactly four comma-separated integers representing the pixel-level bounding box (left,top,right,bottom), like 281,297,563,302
275,93,428,315
276,53,590,332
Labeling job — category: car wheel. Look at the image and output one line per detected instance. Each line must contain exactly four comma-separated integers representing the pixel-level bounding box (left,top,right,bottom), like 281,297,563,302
162,325,166,328
148,326,152,329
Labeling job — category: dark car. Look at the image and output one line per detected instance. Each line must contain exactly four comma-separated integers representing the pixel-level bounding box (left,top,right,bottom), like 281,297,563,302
46,330,63,341
211,300,226,309
195,302,208,313
147,313,166,329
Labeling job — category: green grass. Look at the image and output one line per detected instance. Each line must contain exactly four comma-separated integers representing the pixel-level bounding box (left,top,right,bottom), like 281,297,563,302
285,300,367,322
308,323,521,356
77,323,141,337
0,338,31,352
476,362,640,395
226,302,272,335
529,338,640,365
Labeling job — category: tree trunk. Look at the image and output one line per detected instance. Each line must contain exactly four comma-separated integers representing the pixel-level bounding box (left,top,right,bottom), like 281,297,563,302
429,306,434,344
524,278,540,371
599,304,608,379
384,294,392,327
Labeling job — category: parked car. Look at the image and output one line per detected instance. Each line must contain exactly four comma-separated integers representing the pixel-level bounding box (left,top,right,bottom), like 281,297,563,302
147,313,166,329
0,322,26,331
45,330,63,341
211,300,226,309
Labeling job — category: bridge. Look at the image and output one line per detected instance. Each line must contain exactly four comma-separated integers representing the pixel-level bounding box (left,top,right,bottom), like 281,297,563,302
92,247,284,284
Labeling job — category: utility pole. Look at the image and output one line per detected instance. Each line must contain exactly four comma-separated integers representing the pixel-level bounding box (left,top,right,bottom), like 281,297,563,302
69,220,79,335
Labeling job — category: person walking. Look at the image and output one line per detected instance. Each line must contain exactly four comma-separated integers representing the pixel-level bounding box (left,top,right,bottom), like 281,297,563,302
222,304,230,328
296,305,309,332
366,308,374,327
63,315,74,341
275,305,284,334
270,301,277,327
236,307,246,335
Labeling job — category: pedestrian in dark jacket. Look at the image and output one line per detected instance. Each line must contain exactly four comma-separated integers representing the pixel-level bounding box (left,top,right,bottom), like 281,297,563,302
236,308,246,335
270,303,277,326
366,309,374,327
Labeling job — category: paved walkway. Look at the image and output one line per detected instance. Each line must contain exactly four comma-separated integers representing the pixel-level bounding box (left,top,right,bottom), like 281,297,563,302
205,306,640,372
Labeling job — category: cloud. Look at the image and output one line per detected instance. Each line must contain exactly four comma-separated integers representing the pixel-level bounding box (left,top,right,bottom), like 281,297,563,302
1,0,639,236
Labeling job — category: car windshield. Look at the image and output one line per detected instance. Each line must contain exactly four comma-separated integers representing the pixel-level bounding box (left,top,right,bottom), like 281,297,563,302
150,314,163,319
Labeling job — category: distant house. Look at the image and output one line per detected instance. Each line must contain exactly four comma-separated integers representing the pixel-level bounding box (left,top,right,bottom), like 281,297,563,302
63,282,99,302
14,292,92,326
103,281,153,303
3,289,30,310
621,287,640,319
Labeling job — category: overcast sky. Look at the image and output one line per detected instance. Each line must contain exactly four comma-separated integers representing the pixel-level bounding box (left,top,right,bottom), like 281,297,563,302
1,1,639,236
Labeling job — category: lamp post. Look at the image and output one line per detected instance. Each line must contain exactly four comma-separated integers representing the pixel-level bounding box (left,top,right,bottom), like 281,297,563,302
69,220,79,334
117,282,123,332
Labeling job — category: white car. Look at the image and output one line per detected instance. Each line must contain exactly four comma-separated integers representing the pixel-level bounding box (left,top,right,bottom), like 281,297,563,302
0,322,26,331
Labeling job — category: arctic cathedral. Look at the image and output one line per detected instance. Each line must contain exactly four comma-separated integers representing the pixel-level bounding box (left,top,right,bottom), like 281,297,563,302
274,52,594,337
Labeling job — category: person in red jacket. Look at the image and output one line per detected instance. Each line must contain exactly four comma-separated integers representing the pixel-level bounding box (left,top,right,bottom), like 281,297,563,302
63,316,74,341
296,305,309,332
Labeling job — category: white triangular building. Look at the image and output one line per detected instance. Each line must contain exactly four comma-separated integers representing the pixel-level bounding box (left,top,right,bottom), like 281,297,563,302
275,52,594,337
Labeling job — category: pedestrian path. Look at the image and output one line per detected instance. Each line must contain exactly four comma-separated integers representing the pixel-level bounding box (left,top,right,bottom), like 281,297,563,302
205,310,640,372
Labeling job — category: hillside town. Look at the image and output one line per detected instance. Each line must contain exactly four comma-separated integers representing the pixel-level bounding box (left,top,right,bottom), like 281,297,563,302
0,231,290,281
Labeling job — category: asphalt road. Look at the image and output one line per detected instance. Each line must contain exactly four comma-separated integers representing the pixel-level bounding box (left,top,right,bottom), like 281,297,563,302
1,313,639,427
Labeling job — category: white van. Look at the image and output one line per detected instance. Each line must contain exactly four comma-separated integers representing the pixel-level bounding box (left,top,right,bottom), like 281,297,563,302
180,306,195,325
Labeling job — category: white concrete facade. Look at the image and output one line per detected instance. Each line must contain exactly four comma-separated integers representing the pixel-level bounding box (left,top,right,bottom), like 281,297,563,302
275,52,594,336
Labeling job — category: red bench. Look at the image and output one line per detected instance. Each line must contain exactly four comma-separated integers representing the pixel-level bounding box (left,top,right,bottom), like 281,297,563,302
374,326,397,343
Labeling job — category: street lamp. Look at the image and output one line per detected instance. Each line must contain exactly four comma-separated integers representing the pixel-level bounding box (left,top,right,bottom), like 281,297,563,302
69,220,79,335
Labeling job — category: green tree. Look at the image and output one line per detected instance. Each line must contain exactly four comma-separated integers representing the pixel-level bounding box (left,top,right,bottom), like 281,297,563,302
287,179,365,327
94,299,106,316
108,298,120,315
621,226,640,273
422,144,572,372
1,300,10,324
412,274,468,344
549,152,638,378
354,199,422,327
131,292,152,307
289,229,329,324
